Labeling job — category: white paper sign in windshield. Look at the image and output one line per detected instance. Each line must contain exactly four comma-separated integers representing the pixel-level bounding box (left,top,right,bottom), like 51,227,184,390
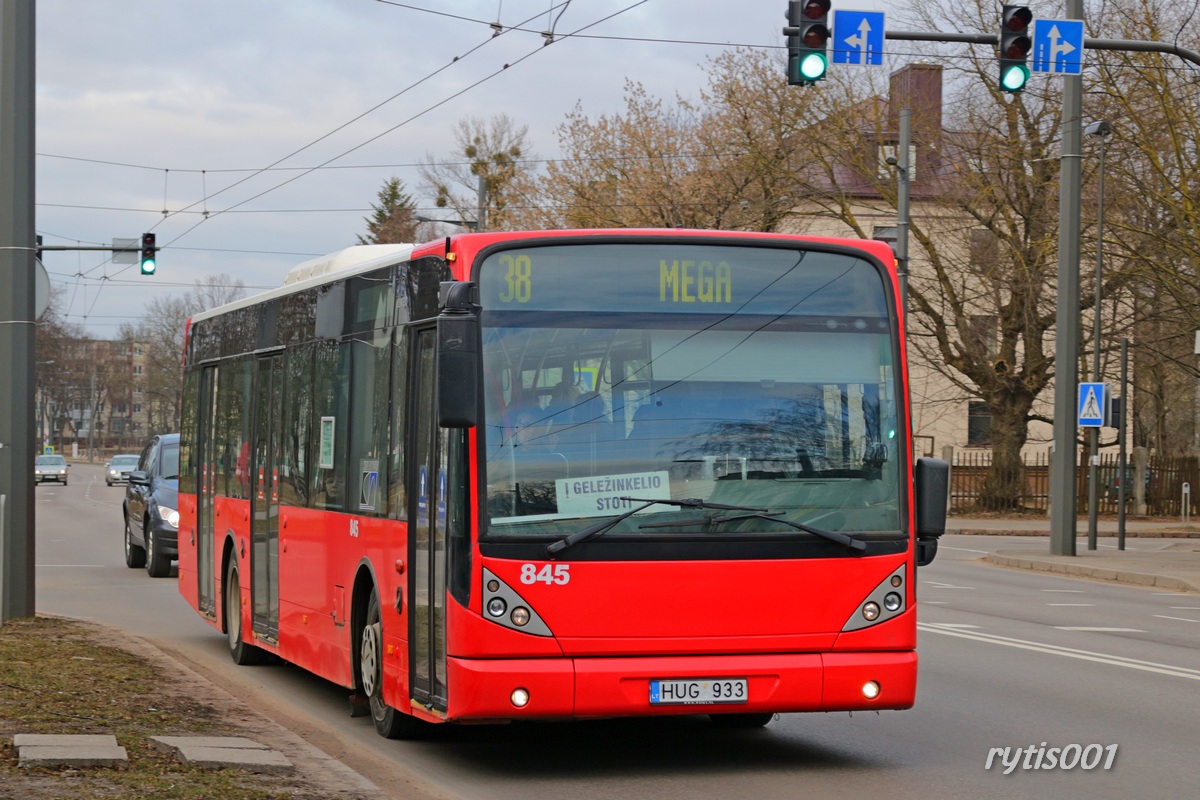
555,471,672,517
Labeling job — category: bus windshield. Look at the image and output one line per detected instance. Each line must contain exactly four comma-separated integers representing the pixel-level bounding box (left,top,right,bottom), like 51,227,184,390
478,241,901,540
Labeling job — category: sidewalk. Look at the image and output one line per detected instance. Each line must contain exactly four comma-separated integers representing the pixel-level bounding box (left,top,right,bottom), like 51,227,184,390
948,514,1200,593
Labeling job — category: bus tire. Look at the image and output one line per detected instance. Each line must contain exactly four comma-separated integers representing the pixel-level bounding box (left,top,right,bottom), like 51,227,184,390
362,590,424,739
708,712,775,729
225,557,267,665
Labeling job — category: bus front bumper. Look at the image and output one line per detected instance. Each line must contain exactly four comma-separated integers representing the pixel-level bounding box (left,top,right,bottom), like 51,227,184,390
444,651,916,721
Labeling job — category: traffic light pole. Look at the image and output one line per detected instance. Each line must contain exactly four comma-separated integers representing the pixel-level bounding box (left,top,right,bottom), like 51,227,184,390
38,240,160,275
1051,0,1086,557
37,245,143,252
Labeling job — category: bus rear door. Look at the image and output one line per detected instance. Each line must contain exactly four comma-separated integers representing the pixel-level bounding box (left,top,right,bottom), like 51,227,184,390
251,353,284,642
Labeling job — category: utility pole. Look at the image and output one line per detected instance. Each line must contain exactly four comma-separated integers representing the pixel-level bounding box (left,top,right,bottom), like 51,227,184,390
0,0,37,622
1048,0,1085,556
476,174,488,233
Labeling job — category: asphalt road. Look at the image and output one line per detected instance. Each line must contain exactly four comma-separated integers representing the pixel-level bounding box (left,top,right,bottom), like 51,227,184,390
32,463,1200,800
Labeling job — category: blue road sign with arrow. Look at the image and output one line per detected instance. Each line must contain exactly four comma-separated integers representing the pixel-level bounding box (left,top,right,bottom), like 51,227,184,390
1032,19,1084,74
832,10,885,66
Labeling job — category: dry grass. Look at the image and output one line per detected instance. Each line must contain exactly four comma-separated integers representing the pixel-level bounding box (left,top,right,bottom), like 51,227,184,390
0,616,369,800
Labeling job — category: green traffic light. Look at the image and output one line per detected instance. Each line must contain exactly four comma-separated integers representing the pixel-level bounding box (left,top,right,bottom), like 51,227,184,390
140,258,156,275
799,52,828,82
1000,64,1029,92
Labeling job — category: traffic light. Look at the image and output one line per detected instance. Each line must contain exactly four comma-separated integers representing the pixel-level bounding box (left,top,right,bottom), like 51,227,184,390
36,234,43,263
999,5,1033,93
140,233,157,275
787,0,831,86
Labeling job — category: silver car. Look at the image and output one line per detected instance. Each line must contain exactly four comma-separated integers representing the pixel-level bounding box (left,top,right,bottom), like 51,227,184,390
34,454,69,485
106,454,141,486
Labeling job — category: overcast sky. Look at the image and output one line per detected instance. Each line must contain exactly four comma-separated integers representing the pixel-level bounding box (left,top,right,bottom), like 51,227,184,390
35,0,887,337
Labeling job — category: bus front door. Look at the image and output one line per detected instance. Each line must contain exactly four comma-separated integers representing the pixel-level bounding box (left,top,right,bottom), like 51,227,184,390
410,328,449,713
250,353,283,642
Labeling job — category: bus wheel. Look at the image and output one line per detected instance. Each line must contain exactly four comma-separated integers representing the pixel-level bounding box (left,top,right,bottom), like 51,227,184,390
225,558,267,665
708,713,775,729
362,590,423,739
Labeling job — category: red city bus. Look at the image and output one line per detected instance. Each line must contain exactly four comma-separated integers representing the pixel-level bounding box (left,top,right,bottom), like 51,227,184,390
177,229,948,738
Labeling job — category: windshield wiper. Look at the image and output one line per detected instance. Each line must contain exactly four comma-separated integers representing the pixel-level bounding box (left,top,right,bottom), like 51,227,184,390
743,513,867,553
545,497,771,558
642,511,866,554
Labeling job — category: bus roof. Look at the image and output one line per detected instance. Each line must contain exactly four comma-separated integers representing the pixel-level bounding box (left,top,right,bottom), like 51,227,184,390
188,230,896,325
189,243,416,325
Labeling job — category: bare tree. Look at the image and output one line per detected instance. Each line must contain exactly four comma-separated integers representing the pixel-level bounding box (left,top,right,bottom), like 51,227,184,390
1086,0,1200,455
120,274,246,433
418,114,536,231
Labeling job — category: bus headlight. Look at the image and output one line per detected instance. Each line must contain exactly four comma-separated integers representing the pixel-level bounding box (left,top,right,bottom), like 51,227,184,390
510,607,531,626
487,597,507,617
842,565,907,632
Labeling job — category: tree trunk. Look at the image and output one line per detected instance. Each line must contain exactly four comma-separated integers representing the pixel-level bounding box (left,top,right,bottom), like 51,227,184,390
978,396,1035,511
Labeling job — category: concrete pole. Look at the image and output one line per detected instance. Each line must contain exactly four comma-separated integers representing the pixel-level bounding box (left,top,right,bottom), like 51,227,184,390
0,0,37,621
1049,0,1086,556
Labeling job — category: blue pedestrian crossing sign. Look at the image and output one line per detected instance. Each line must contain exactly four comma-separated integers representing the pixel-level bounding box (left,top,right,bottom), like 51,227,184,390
1078,382,1107,428
1031,19,1084,74
832,10,885,66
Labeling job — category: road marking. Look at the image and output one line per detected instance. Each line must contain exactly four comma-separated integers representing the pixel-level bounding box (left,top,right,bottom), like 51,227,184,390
1047,603,1094,606
918,623,1200,680
940,545,989,554
1153,615,1199,623
1169,607,1200,610
36,564,107,568
925,581,976,589
1056,627,1145,632
1041,589,1085,593
923,623,979,628
1153,592,1193,597
920,600,948,604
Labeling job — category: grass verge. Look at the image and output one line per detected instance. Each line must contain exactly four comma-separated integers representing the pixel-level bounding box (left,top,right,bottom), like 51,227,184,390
0,615,327,799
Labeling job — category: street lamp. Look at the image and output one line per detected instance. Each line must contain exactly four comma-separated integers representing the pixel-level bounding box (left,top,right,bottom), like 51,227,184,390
1084,119,1112,551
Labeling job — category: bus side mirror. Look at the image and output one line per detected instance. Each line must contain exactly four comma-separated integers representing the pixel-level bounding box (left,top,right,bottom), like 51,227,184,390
437,281,479,429
914,457,949,566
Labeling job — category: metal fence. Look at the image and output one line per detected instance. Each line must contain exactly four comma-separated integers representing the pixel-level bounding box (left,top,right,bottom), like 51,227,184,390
949,450,1200,517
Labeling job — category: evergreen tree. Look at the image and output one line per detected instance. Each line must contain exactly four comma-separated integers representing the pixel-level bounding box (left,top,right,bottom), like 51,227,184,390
359,177,419,244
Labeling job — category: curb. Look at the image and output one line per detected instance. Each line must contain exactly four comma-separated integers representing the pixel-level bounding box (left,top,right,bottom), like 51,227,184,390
983,553,1200,593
